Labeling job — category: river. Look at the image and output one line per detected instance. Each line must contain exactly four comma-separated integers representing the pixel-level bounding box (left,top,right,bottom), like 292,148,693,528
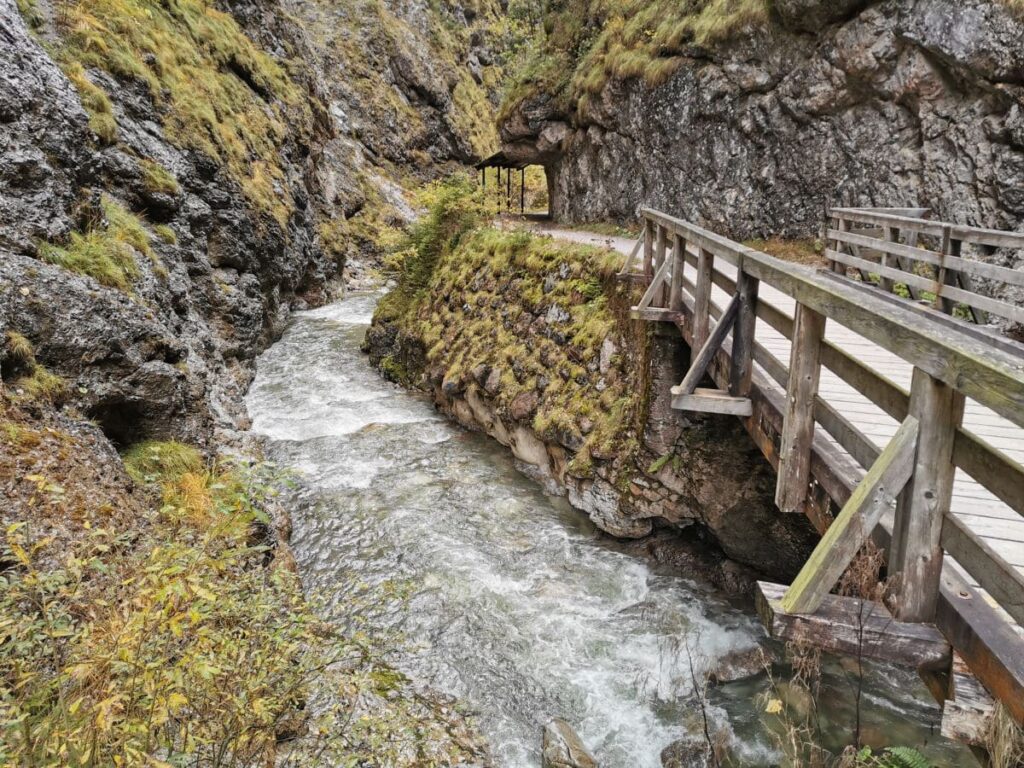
246,292,972,768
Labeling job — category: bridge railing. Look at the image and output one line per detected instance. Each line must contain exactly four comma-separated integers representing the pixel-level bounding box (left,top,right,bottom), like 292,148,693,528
828,207,1024,327
625,207,1024,724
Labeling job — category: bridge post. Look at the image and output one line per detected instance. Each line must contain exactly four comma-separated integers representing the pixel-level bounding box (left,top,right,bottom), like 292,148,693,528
776,303,826,513
881,226,898,294
653,224,667,307
891,367,966,622
669,234,685,312
643,219,654,280
692,248,714,351
729,263,759,399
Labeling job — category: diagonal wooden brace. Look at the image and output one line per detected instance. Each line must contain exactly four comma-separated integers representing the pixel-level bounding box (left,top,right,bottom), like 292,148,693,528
670,293,741,397
781,415,920,615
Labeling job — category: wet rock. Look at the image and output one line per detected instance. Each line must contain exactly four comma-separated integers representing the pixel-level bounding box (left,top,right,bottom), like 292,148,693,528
568,477,652,539
660,739,712,768
541,719,597,768
708,646,771,685
546,304,571,324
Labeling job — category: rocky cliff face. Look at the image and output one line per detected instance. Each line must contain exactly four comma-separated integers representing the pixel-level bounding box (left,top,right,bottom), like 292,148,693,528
1,0,507,449
499,0,1024,240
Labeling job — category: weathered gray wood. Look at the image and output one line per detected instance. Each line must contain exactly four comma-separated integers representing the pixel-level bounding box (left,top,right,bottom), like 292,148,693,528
941,515,1024,626
952,429,1024,518
758,582,951,671
941,653,996,745
880,226,897,293
776,303,826,512
671,294,741,397
668,234,684,312
633,254,673,311
781,416,919,614
672,387,753,416
653,223,667,307
935,226,956,315
640,207,1024,427
642,218,654,279
729,267,759,399
693,247,714,351
617,236,644,276
891,368,966,623
813,396,882,471
832,208,1024,250
830,227,1024,289
629,307,680,322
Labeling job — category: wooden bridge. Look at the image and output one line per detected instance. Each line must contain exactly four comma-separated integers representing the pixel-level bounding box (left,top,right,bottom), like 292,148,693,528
617,207,1024,740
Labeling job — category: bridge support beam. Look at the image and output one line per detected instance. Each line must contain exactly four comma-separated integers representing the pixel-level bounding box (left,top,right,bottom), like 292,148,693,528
776,303,826,513
891,368,966,622
780,416,919,615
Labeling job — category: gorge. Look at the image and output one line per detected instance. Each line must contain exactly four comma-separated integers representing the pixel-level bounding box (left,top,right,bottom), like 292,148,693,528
3,0,1024,765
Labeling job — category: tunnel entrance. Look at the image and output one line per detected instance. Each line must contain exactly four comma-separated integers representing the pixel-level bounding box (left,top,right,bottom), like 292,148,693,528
475,153,550,218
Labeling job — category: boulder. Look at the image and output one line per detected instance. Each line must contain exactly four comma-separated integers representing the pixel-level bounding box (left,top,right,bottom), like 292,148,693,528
542,719,597,768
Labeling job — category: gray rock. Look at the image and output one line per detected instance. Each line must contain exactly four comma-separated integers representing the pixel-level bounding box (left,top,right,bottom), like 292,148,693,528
660,739,711,768
546,304,571,324
774,0,874,32
542,719,597,768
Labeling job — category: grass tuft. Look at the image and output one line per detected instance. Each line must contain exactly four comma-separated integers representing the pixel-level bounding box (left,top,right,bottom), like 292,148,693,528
140,159,181,196
38,196,151,290
122,440,204,485
64,62,118,145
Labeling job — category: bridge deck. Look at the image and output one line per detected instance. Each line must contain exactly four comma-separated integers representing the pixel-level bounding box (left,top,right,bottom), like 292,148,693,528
531,224,1024,604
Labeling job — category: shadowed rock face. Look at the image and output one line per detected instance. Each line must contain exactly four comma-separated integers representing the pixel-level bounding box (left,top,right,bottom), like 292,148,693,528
0,0,335,447
0,0,502,448
499,0,1024,240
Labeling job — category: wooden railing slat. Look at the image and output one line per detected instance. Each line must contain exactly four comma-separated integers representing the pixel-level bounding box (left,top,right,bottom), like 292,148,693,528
830,228,1024,289
941,515,1024,627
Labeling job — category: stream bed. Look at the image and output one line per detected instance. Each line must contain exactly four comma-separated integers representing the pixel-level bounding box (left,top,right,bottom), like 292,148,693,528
246,293,972,768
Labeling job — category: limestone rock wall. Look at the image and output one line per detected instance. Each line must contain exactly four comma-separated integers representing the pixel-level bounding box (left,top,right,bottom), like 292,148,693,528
1,0,504,448
500,0,1024,241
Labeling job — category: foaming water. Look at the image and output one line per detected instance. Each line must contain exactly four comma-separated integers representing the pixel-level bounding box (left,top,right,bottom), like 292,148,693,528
246,293,971,768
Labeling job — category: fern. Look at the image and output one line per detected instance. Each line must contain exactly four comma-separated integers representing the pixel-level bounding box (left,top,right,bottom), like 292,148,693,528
877,746,931,768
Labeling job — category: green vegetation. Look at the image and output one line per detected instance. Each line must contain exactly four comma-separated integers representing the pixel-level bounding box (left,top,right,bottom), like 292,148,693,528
373,175,645,475
39,196,151,290
3,333,68,406
0,432,484,767
153,224,177,244
500,0,772,121
122,439,203,484
64,62,118,145
16,0,44,30
139,158,181,196
59,0,310,224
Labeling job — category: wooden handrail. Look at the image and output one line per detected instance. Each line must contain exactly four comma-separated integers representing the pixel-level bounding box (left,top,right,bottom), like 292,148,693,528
630,208,1024,722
